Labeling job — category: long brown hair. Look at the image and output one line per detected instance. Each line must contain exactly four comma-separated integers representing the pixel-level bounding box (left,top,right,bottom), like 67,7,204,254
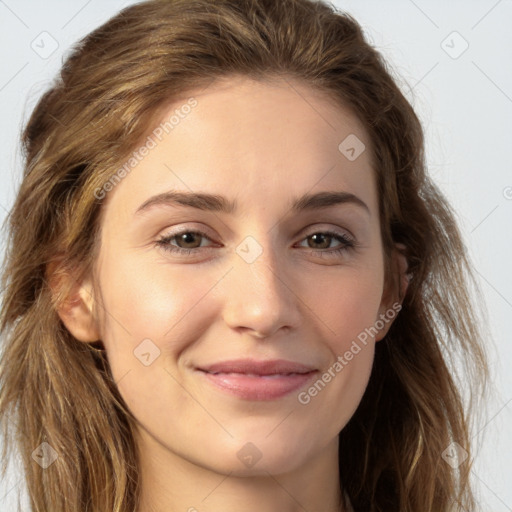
0,0,489,510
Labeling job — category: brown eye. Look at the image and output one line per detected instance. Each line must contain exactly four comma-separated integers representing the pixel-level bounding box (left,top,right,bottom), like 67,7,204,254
156,229,215,254
306,233,334,249
174,232,204,248
296,230,356,257
302,231,356,249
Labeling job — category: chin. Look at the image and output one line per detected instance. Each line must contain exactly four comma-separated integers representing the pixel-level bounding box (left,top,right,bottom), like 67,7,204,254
198,433,319,477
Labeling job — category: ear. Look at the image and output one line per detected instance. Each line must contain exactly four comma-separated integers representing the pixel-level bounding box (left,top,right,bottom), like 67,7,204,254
375,243,410,342
47,262,101,342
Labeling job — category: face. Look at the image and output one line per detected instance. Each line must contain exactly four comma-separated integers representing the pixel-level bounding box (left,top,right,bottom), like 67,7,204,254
82,76,399,476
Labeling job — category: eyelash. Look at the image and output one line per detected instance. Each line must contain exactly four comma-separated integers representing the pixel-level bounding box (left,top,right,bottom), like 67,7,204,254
156,229,358,258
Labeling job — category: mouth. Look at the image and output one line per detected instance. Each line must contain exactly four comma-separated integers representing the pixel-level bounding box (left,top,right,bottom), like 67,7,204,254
195,359,318,401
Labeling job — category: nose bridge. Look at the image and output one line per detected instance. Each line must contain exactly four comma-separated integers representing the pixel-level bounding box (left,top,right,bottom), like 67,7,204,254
221,233,301,337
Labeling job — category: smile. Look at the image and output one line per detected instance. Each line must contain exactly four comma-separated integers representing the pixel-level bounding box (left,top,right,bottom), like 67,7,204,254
196,359,318,401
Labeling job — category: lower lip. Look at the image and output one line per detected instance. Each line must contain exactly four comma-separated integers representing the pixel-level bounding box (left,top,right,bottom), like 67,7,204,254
199,370,317,401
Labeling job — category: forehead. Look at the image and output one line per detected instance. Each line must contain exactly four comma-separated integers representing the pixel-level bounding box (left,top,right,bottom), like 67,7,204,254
101,75,376,219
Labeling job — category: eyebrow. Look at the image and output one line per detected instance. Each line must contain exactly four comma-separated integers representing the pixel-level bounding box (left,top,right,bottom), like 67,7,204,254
135,190,370,216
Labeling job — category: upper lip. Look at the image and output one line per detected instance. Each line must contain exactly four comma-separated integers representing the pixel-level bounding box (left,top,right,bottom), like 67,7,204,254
197,359,316,376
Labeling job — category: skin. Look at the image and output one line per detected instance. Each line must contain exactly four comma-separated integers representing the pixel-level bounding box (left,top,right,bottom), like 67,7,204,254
58,75,408,512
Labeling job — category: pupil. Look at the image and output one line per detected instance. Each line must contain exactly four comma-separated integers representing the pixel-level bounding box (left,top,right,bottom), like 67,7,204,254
179,233,200,248
310,233,331,249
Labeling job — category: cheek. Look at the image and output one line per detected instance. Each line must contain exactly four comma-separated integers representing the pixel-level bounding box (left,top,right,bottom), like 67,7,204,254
296,276,380,437
296,263,383,412
93,254,218,428
94,248,226,385
97,249,216,336
302,262,385,349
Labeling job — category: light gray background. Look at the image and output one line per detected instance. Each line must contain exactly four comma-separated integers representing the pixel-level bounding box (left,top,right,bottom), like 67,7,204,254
0,1,510,510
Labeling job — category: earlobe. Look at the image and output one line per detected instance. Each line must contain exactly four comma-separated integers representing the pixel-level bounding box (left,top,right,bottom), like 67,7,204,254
375,243,410,342
47,263,101,342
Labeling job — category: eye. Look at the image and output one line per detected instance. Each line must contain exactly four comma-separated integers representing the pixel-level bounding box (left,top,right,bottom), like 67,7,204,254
296,230,357,256
156,229,216,254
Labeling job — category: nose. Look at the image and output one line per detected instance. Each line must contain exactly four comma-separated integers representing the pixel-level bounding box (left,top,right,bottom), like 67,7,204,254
220,240,302,339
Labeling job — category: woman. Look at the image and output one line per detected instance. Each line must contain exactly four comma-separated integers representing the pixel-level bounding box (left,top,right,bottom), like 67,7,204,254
0,0,488,510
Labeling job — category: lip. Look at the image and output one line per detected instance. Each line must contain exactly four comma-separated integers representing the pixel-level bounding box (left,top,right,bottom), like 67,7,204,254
196,359,318,401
